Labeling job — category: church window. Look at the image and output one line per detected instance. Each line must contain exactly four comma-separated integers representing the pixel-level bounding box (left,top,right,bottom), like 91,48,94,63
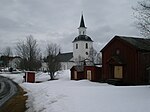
86,52,88,55
76,44,78,49
86,43,88,49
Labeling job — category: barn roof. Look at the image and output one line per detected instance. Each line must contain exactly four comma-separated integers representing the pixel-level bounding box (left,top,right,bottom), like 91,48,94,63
101,36,150,52
72,35,93,42
118,36,150,51
57,52,73,62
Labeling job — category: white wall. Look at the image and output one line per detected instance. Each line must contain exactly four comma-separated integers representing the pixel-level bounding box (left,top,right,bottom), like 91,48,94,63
78,27,86,35
73,41,93,61
41,62,47,71
60,62,74,70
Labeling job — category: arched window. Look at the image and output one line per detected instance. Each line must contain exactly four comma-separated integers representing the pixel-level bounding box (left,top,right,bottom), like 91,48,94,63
76,44,78,49
85,43,88,49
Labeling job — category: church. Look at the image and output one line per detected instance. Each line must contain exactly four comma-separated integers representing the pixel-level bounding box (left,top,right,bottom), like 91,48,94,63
58,14,94,70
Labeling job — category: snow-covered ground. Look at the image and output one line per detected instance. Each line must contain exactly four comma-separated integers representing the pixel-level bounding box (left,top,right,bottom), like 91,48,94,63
1,70,150,112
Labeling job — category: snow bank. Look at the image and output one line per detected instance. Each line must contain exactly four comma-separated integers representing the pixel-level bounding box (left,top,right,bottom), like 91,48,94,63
0,72,24,84
1,70,150,112
22,70,150,112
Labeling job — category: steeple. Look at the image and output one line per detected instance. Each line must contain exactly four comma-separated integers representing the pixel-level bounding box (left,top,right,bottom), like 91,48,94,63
73,13,93,62
78,14,87,35
79,14,86,27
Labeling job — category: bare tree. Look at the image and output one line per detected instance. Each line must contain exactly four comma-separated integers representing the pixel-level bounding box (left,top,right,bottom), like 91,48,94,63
74,55,85,66
46,43,61,80
133,0,150,38
3,47,13,56
16,35,41,71
1,46,13,67
88,47,97,64
95,52,102,65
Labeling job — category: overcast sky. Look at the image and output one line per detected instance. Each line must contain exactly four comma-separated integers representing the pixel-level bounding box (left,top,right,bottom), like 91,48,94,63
0,0,141,55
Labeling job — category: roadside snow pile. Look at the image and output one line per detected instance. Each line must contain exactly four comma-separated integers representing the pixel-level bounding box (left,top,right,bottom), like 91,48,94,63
0,72,24,84
35,72,50,82
0,71,50,83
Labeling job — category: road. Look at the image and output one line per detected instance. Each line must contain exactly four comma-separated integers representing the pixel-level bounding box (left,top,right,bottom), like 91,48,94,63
0,76,18,107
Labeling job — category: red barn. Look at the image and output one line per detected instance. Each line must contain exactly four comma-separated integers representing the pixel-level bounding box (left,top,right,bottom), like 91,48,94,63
101,36,150,85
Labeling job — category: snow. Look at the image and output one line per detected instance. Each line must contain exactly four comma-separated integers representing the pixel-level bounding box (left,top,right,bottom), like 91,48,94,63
1,70,150,112
0,72,25,84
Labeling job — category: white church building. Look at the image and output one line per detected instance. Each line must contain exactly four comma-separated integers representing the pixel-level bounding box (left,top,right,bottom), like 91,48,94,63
58,14,94,70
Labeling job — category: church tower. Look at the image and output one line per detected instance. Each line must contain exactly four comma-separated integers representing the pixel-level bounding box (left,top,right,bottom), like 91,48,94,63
73,14,93,63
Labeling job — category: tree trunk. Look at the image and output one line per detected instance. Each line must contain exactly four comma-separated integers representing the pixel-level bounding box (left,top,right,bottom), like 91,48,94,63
49,72,55,80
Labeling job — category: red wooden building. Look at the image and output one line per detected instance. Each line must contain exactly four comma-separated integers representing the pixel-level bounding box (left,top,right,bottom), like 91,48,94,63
84,66,101,81
70,66,84,80
24,71,35,83
70,66,101,82
101,35,150,85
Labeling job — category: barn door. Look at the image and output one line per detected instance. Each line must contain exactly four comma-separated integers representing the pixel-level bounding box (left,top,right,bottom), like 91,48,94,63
87,70,92,80
114,66,123,79
74,71,77,79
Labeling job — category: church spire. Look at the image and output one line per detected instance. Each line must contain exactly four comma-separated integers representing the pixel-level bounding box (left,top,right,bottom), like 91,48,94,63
79,14,86,27
78,14,87,35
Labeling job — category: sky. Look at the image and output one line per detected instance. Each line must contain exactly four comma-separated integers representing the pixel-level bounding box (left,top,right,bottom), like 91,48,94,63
0,0,141,55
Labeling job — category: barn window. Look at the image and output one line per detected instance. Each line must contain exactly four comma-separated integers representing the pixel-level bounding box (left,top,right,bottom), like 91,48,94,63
114,66,123,79
76,44,78,49
116,49,120,55
86,43,88,49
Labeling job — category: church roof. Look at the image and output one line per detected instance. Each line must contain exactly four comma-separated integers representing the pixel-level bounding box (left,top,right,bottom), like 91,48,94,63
79,14,86,27
72,35,93,42
57,52,73,62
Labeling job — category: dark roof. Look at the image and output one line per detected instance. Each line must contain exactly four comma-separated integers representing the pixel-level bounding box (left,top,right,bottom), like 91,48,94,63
57,52,73,62
118,36,150,51
72,35,93,42
101,35,150,52
79,14,86,27
72,66,84,72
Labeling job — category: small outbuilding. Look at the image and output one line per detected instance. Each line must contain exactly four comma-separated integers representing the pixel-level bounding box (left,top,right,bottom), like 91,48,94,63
70,65,102,81
24,71,35,83
101,35,150,85
70,66,84,80
84,66,102,82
